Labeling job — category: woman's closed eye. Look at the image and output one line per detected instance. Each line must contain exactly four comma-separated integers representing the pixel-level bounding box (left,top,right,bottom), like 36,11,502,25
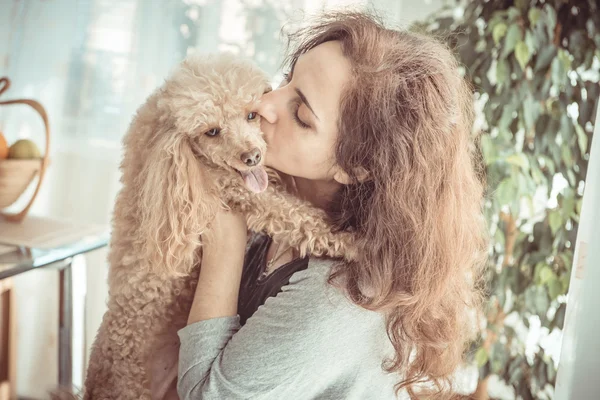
291,100,311,129
281,72,311,129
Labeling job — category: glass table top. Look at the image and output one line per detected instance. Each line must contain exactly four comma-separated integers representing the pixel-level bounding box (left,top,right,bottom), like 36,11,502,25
0,230,110,280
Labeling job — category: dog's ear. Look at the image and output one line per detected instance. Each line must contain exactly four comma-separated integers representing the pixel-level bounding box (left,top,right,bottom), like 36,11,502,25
137,127,216,277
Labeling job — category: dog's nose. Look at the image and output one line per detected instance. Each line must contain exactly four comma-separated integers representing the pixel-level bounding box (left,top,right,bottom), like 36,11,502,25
241,148,262,166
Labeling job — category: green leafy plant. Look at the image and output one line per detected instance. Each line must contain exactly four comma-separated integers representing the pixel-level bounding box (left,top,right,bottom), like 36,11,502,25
415,1,599,398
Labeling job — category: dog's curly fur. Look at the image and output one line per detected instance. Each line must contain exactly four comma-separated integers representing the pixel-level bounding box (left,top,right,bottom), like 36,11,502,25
58,54,358,399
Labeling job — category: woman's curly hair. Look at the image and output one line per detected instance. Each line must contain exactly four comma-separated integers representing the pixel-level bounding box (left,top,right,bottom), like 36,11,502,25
283,10,490,399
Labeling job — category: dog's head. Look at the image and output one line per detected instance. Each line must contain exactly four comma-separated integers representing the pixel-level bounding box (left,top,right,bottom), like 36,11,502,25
127,53,272,277
157,53,272,193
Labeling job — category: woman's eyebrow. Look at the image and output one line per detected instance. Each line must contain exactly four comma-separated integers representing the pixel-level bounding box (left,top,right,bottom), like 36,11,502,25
289,60,320,121
295,88,319,121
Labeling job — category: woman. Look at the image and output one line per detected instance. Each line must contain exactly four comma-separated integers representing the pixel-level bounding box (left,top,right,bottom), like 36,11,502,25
178,10,489,400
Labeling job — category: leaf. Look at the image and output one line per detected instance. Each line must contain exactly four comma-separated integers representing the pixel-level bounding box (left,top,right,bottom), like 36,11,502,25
534,46,557,72
515,41,531,70
560,274,571,293
576,198,582,215
530,163,546,185
535,286,550,315
559,252,574,271
475,347,489,367
510,365,524,385
508,6,521,20
475,39,487,53
525,286,549,315
525,29,538,54
506,153,530,170
498,101,517,132
562,189,575,219
490,341,509,374
567,169,576,187
528,8,541,27
548,277,562,300
547,360,557,383
493,23,508,45
576,123,588,155
558,49,572,72
561,145,573,167
480,134,496,164
508,355,524,379
551,57,568,87
568,31,586,64
517,173,532,198
549,210,562,235
544,154,556,175
496,179,518,207
539,265,555,285
502,24,523,58
583,49,595,70
523,95,540,131
494,225,506,247
543,4,557,35
534,262,545,284
560,114,575,142
496,58,510,86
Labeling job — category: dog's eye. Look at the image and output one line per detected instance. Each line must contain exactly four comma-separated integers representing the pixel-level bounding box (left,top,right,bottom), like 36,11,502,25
205,128,220,137
247,112,258,121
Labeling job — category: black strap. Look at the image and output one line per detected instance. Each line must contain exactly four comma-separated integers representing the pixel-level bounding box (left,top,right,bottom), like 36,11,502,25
237,232,309,326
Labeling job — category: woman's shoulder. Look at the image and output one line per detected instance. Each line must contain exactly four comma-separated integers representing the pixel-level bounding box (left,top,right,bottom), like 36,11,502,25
281,257,386,329
265,256,395,367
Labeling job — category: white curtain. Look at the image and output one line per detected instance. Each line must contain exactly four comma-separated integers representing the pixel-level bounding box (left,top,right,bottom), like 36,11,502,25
0,0,443,396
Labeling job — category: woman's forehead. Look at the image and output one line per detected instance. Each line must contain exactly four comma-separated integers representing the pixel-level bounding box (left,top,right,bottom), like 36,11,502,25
294,41,351,114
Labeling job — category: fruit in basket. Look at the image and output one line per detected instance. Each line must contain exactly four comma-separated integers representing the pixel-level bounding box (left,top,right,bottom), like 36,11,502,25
8,139,41,159
0,131,8,159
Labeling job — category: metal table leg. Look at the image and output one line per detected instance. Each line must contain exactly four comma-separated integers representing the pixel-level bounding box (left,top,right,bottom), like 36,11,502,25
59,259,73,388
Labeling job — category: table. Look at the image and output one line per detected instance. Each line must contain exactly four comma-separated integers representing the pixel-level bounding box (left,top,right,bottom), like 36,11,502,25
0,229,109,393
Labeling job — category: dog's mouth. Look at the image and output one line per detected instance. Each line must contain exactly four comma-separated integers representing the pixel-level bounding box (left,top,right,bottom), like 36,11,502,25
236,166,269,193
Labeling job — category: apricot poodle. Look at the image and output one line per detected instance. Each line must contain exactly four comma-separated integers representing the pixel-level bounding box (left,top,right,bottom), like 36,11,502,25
73,53,357,399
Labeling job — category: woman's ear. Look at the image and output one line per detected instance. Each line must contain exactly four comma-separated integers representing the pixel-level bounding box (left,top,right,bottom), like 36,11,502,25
333,165,370,185
137,129,216,277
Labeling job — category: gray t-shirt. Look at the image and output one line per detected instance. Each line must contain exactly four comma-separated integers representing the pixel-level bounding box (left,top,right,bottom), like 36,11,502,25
177,257,408,399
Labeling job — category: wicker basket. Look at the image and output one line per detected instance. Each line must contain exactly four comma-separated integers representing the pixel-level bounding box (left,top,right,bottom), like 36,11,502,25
0,77,50,223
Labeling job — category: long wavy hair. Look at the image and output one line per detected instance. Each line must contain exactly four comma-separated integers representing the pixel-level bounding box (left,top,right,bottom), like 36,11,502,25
283,10,490,399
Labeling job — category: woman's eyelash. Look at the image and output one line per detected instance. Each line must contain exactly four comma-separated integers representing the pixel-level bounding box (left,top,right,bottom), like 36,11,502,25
292,101,310,129
282,71,309,129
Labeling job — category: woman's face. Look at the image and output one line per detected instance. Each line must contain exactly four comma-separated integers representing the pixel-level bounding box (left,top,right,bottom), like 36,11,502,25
258,40,352,182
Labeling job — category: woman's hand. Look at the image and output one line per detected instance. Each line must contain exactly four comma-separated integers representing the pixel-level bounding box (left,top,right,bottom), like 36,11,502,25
187,207,248,325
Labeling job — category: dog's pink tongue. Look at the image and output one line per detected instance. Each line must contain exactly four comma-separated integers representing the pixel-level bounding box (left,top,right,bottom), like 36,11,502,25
240,167,268,193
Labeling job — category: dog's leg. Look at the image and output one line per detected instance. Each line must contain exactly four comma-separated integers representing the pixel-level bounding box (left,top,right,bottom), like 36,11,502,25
84,296,154,400
85,265,191,400
147,271,198,400
149,335,180,400
230,185,358,262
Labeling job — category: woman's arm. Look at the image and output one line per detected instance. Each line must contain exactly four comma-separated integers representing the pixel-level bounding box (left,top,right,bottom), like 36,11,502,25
177,256,382,400
187,208,248,324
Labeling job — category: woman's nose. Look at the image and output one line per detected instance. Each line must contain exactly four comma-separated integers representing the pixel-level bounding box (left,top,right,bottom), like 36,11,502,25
257,91,278,124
